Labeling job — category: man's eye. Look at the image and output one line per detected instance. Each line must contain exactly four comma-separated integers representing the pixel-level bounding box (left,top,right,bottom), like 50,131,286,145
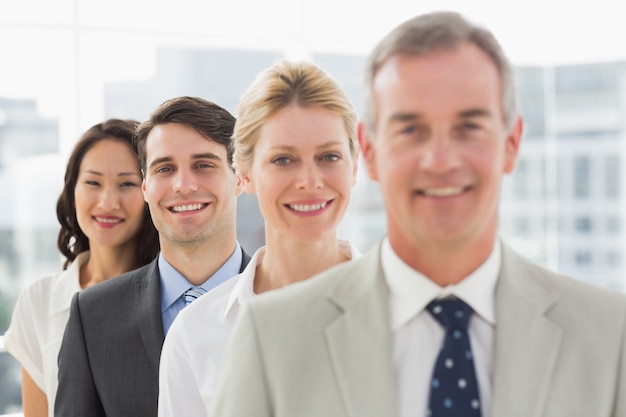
401,125,417,134
197,162,215,169
156,166,172,174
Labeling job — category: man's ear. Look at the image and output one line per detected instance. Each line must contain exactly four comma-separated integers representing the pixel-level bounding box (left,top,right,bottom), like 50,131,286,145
141,174,148,202
503,116,523,174
358,121,379,181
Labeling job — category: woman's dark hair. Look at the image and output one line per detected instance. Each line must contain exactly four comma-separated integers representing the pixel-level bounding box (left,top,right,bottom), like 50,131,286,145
56,119,159,269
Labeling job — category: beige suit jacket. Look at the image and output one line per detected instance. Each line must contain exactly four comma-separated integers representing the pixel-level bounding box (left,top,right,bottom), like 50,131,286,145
211,240,626,417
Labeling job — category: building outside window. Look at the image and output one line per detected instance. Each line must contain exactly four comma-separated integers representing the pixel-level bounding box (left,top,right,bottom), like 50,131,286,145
575,250,593,266
605,154,620,199
573,156,591,199
2,0,626,414
574,216,593,233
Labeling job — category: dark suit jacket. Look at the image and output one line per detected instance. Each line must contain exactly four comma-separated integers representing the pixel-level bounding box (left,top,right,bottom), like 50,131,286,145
55,248,250,417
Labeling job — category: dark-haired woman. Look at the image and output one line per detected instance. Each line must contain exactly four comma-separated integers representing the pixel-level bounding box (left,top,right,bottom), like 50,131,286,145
4,119,159,417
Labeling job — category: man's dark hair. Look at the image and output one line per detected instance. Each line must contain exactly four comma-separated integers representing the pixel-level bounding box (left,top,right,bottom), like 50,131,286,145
133,96,236,170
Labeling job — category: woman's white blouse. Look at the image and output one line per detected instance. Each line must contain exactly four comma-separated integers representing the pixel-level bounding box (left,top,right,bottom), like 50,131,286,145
158,241,361,417
4,252,88,417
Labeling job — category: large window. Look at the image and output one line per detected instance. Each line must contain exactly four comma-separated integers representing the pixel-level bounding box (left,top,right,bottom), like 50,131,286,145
2,0,626,413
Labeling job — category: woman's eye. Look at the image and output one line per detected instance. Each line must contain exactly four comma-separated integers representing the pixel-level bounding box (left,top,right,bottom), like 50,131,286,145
321,153,341,162
272,157,292,166
121,181,139,188
85,180,100,186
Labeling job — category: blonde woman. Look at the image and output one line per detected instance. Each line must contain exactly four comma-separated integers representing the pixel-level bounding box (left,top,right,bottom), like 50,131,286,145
158,60,360,417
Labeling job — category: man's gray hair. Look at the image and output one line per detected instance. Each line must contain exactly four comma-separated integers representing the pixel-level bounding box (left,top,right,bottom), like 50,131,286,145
363,11,518,133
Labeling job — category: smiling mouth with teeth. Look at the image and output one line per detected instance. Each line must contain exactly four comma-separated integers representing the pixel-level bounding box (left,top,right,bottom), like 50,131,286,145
287,201,329,212
170,203,207,213
94,217,123,224
419,186,466,197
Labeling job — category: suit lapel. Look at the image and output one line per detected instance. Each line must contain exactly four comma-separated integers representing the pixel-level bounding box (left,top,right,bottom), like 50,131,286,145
320,240,564,417
324,243,398,417
239,247,251,272
135,259,165,376
491,242,562,417
132,249,247,377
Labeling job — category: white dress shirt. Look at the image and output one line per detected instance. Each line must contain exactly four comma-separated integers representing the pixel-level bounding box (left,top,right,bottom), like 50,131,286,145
158,241,361,417
383,237,500,417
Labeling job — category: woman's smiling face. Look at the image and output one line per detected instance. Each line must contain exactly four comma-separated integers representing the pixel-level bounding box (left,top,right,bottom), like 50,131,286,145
242,105,357,243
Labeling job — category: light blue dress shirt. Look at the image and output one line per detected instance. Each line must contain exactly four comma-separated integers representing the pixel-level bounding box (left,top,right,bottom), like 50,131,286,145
159,242,243,335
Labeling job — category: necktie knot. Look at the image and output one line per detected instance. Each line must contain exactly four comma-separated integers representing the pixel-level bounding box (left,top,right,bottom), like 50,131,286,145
183,286,208,305
427,298,472,332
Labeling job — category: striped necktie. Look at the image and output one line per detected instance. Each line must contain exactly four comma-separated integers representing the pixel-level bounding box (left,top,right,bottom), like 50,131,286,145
183,286,208,305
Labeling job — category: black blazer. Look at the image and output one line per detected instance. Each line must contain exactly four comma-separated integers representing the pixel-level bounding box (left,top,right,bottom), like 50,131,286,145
55,248,250,417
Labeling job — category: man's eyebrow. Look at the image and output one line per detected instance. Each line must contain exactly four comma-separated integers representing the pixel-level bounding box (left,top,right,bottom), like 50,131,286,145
458,108,491,118
148,153,224,169
192,153,223,162
388,109,492,122
148,156,172,170
389,112,425,123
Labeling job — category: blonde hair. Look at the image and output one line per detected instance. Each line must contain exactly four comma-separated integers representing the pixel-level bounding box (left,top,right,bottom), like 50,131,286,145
233,60,357,172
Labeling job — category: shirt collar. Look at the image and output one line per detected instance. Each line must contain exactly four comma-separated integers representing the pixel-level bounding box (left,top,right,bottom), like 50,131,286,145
51,251,89,315
160,242,243,313
221,240,363,322
222,247,266,322
383,237,501,331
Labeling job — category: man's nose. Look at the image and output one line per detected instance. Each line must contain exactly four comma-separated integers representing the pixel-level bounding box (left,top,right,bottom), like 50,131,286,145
172,169,199,194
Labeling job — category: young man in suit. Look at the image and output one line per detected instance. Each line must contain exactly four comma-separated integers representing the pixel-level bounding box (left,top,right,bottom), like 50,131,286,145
55,96,251,417
210,12,626,417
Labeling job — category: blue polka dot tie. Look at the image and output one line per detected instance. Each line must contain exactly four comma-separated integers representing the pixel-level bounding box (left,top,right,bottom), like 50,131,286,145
183,286,207,305
426,298,482,417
